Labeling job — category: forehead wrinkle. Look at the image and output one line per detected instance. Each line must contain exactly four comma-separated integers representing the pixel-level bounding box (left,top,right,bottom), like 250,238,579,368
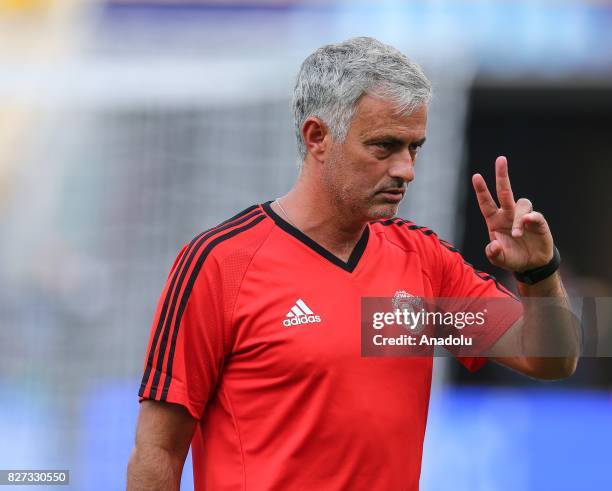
356,115,422,138
351,95,427,141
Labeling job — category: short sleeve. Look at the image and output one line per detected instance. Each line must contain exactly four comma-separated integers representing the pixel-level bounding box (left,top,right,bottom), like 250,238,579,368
434,238,523,372
138,243,227,419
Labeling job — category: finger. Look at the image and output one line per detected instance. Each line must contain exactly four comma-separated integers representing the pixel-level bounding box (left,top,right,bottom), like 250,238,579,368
522,211,550,236
511,198,533,237
495,156,515,212
485,240,505,266
472,173,498,220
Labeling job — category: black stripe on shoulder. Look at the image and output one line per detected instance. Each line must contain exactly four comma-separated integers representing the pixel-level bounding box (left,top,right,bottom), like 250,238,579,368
148,209,264,400
141,207,263,399
371,217,404,227
218,204,260,227
404,221,437,236
160,213,266,401
375,217,518,300
439,238,460,253
433,238,517,299
373,217,438,236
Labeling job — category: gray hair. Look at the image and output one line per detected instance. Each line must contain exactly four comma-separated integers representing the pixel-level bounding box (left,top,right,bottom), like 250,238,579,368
292,36,432,161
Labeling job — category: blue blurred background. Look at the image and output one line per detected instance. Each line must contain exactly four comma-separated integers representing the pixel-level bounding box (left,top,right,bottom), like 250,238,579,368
0,1,611,489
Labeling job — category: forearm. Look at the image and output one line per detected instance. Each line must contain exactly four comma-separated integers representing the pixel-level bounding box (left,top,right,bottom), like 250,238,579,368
127,443,185,491
517,271,580,378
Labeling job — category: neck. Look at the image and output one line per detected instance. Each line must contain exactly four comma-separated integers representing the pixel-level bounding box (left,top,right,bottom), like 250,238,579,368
274,173,367,262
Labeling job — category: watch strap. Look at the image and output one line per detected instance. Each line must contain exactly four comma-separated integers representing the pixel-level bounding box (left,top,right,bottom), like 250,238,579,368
513,246,561,285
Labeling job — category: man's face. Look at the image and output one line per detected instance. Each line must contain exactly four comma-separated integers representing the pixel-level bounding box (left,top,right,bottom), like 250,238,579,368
321,95,428,220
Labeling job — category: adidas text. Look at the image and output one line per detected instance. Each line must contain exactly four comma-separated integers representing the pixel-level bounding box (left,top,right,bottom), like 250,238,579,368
283,315,321,327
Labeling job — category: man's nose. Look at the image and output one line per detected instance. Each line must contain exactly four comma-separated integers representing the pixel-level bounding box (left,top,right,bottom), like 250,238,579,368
388,150,415,183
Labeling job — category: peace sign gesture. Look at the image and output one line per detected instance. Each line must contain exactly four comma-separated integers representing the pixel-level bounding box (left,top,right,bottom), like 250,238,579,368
472,156,554,272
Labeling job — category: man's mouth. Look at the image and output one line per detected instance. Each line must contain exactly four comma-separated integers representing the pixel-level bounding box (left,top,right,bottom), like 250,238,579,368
377,188,405,202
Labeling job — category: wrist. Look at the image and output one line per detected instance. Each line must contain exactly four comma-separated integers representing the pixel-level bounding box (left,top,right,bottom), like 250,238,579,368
513,246,561,285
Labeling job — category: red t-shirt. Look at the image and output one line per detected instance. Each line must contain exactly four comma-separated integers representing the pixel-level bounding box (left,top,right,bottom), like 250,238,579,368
139,201,522,491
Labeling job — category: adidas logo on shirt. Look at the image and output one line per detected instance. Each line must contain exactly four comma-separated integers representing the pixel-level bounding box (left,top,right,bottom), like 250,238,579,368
283,299,321,327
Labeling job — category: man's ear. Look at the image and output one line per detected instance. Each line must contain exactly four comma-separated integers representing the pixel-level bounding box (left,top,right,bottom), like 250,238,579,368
302,117,331,163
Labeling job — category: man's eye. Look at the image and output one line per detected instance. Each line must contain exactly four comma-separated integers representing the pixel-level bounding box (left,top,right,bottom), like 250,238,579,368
375,142,394,150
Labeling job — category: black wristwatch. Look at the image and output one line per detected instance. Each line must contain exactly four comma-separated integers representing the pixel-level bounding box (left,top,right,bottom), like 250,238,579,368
513,246,561,285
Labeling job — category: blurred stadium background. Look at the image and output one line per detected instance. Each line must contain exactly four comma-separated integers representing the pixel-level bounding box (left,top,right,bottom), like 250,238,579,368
1,0,611,489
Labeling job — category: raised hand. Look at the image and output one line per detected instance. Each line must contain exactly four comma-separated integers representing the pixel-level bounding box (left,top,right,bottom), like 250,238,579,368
472,156,554,272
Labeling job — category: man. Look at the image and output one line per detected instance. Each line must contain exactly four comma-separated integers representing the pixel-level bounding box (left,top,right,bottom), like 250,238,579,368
127,37,578,490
